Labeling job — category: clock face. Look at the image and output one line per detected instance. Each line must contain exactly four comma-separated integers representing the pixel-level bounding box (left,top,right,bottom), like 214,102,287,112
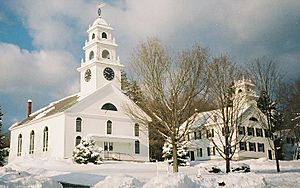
84,69,91,82
103,67,114,81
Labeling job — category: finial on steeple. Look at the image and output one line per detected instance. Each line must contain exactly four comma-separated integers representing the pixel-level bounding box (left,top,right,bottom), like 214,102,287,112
97,3,105,17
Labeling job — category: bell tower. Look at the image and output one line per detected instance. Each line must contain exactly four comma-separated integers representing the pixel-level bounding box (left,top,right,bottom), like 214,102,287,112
233,77,258,105
77,4,123,97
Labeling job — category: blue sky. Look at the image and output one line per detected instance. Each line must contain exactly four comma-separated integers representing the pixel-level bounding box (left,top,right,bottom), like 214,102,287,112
0,0,300,132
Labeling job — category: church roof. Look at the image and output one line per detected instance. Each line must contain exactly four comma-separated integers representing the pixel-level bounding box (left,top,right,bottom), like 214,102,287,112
92,17,108,26
10,94,80,129
10,83,150,130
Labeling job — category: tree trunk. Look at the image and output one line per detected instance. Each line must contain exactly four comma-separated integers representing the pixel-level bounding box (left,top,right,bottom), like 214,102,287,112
274,143,280,172
226,157,230,173
172,140,179,173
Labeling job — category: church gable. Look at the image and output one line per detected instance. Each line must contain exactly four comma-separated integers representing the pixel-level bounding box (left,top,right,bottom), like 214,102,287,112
66,83,135,118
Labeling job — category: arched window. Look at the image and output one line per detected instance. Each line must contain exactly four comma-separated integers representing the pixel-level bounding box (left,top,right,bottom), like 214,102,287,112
134,123,139,137
102,50,110,59
135,140,140,154
102,32,107,39
17,134,22,156
238,89,243,93
76,117,82,132
249,117,258,122
101,103,118,111
29,131,34,154
75,136,81,146
43,127,49,151
107,120,112,134
89,51,94,60
92,33,95,39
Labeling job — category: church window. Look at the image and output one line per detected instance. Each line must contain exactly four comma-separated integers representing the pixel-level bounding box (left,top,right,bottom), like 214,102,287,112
75,136,81,146
29,131,34,154
135,140,140,154
238,89,243,93
104,142,113,151
107,120,112,134
134,123,139,137
76,117,82,132
92,33,95,39
17,134,22,156
102,50,110,59
101,103,118,111
43,127,49,151
109,142,113,151
102,32,107,39
89,51,94,60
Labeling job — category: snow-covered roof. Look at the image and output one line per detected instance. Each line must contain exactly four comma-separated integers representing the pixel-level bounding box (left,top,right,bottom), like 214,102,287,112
188,103,255,129
10,94,80,129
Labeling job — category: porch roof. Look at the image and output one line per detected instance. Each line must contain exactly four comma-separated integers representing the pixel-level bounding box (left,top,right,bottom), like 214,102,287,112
87,134,138,143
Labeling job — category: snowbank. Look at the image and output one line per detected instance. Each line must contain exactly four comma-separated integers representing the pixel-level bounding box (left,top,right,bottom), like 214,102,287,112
94,175,143,188
3,158,300,188
143,173,201,188
0,167,62,188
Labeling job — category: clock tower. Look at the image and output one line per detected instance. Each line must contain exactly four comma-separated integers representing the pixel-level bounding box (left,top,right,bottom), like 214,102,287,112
77,4,123,97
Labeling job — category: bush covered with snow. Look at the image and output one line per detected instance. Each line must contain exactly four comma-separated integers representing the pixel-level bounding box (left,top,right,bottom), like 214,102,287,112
162,141,189,166
73,138,103,164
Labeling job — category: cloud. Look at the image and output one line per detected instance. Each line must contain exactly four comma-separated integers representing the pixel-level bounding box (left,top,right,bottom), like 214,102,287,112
0,43,78,98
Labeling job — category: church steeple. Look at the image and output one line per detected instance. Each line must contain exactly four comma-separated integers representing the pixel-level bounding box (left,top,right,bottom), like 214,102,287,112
233,77,258,105
77,4,123,97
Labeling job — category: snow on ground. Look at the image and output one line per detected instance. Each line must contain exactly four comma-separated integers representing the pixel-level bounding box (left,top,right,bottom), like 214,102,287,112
1,158,300,187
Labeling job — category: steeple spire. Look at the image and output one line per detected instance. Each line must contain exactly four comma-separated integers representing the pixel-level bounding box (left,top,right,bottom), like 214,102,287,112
97,3,105,17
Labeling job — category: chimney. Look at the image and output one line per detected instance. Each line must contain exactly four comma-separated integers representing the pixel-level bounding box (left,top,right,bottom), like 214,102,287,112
27,99,32,117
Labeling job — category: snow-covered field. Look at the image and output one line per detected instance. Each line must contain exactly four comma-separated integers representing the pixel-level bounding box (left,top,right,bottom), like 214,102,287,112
1,158,300,187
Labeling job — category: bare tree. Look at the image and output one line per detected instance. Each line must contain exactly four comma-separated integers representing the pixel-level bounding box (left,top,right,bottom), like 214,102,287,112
247,57,284,100
247,57,284,172
127,38,209,172
200,55,254,173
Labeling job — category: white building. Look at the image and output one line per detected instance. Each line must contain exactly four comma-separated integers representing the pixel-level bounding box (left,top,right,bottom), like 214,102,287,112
186,79,275,161
8,6,149,163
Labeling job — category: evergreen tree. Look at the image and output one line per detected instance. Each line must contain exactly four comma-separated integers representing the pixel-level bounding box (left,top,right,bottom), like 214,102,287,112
121,71,143,104
162,141,189,166
73,138,103,164
257,90,281,172
0,106,5,166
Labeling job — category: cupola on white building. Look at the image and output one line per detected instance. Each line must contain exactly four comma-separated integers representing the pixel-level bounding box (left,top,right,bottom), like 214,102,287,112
8,5,149,162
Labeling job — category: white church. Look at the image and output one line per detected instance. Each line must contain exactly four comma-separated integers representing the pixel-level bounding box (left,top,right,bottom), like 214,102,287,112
9,6,149,162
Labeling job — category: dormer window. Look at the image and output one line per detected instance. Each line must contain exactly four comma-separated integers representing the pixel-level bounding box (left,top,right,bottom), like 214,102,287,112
92,33,95,39
249,117,258,122
101,103,118,111
89,51,94,60
102,32,107,39
102,50,110,59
